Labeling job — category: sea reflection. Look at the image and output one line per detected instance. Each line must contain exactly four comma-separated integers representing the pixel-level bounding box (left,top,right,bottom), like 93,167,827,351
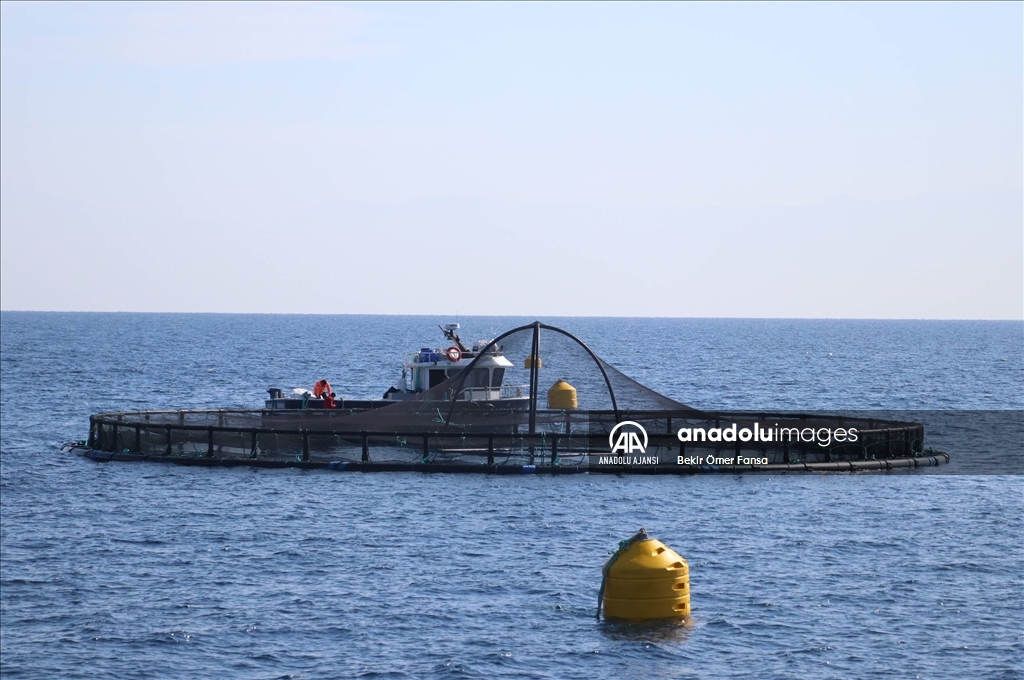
598,616,694,644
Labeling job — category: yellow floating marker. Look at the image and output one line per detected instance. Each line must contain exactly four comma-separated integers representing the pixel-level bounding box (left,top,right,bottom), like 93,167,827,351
524,354,542,369
547,379,577,409
599,528,690,620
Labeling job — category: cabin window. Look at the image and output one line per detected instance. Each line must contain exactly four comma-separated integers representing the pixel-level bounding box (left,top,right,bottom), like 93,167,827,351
428,370,448,388
490,368,505,387
465,368,490,388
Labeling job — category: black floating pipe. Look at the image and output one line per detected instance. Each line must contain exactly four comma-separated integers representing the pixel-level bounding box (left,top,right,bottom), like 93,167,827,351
74,452,949,474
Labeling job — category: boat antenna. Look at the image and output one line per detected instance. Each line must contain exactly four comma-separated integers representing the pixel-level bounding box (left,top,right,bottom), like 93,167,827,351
439,324,469,353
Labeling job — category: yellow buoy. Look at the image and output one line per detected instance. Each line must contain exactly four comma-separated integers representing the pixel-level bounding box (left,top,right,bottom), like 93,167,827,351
524,354,542,369
547,379,577,409
599,528,690,620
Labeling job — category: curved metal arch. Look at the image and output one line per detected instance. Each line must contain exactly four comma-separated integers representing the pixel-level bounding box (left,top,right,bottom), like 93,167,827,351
536,322,619,417
442,321,620,429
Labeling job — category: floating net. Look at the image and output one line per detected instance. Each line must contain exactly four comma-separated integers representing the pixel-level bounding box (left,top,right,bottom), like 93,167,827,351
82,323,938,472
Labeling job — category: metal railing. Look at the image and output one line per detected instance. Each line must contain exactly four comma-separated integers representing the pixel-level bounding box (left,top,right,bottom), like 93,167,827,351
85,409,927,468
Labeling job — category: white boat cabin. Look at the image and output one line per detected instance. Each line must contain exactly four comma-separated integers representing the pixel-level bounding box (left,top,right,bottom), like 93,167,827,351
385,324,525,402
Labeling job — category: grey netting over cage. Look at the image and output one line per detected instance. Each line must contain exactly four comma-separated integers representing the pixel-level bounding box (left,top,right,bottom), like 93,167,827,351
78,322,947,472
324,322,698,436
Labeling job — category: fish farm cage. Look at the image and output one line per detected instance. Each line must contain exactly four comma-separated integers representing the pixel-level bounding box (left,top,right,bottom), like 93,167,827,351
71,322,949,474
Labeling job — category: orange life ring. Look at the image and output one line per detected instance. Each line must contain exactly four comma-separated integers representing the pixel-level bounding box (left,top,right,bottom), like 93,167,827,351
445,346,462,362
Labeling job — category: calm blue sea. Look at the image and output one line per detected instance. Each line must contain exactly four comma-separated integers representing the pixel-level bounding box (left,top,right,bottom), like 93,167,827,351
1,313,1022,679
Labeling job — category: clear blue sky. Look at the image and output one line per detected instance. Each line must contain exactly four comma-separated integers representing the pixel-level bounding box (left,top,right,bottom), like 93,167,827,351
1,2,1021,318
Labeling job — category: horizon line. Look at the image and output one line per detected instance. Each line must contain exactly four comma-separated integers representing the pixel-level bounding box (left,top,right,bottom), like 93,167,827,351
1,309,1021,322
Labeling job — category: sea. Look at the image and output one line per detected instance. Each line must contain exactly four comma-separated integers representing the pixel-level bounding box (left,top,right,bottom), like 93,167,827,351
1,313,1021,679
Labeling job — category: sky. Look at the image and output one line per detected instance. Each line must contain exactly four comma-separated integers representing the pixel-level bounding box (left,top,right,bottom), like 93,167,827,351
1,1,1021,318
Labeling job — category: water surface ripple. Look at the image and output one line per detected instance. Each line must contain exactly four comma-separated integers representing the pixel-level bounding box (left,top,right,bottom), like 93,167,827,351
1,313,1021,679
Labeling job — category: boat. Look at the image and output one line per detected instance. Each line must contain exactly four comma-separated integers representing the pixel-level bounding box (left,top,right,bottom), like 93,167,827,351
263,323,528,412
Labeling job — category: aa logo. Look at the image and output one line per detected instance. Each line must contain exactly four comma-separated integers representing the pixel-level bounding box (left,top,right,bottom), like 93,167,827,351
608,421,648,454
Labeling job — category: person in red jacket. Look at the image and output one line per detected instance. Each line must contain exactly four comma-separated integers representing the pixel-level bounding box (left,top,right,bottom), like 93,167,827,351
313,379,332,398
324,392,336,409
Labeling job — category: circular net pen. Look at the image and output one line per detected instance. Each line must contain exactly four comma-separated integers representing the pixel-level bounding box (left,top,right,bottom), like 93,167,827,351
77,322,949,473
